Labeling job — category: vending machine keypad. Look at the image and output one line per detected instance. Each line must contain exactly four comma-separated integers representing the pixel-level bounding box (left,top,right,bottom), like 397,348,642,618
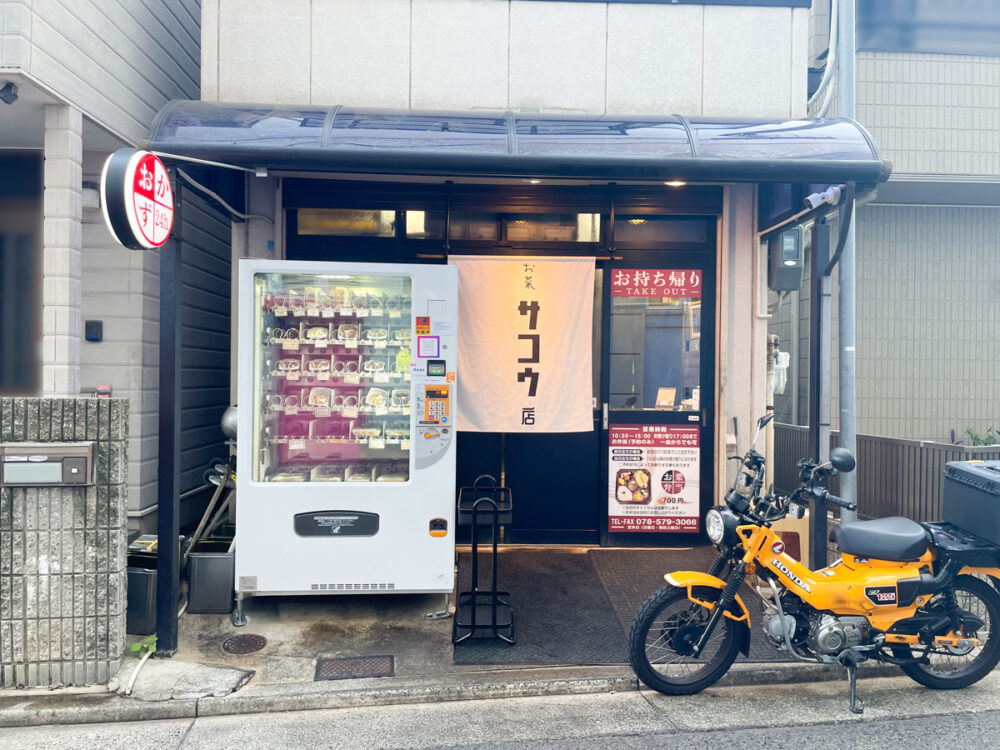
423,385,450,425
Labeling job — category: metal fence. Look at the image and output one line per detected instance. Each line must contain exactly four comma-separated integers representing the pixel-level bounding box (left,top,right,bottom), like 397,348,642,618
773,424,1000,521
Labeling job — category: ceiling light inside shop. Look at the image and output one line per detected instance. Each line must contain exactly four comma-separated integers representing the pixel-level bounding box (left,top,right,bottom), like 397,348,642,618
664,180,687,187
526,179,542,184
627,218,646,225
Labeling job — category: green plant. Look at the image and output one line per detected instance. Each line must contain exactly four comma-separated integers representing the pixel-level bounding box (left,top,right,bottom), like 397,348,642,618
128,634,157,658
965,427,999,446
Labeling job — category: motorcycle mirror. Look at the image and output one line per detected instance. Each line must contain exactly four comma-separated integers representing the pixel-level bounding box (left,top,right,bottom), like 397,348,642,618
757,413,775,430
830,447,856,473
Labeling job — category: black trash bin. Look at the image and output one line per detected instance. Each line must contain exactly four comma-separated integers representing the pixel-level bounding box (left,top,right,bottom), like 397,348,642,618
126,557,157,635
186,540,235,615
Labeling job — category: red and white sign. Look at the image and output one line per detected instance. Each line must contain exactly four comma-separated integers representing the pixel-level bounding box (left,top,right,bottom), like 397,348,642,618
608,425,700,533
127,152,173,247
610,268,701,298
101,148,174,250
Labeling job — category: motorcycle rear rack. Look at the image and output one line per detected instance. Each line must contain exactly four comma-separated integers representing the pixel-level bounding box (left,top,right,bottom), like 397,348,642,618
924,522,1000,567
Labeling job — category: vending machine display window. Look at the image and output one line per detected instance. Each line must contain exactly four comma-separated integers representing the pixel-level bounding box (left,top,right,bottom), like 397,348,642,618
252,272,413,484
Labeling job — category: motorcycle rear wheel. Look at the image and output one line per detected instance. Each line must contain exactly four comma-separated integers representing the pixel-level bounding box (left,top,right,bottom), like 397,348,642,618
628,584,740,695
891,575,1000,690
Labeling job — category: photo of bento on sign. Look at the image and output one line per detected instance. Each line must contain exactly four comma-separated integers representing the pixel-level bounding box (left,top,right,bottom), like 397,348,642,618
100,148,174,250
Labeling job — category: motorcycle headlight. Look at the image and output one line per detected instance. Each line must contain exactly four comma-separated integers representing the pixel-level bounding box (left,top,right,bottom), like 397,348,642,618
706,508,725,544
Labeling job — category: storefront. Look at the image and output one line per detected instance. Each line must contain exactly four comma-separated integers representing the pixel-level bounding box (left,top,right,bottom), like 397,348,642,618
145,102,890,551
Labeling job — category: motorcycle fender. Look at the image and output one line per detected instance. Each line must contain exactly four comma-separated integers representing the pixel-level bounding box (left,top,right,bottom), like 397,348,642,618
664,571,752,658
959,567,1000,593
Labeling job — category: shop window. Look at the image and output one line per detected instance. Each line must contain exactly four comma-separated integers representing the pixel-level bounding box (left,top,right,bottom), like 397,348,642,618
404,211,445,239
614,217,709,246
297,209,396,237
449,213,500,242
0,234,37,394
610,293,701,411
506,213,600,243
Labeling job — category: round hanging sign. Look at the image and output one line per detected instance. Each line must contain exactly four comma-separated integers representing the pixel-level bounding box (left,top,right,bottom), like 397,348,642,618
100,148,174,250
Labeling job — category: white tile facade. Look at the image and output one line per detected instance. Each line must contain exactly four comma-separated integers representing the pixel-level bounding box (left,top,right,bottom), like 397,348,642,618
606,4,703,115
202,0,807,117
411,0,509,110
509,1,606,114
311,0,411,107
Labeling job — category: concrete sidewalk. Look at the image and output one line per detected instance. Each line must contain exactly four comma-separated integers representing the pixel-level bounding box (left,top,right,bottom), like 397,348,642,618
0,586,900,729
0,657,900,729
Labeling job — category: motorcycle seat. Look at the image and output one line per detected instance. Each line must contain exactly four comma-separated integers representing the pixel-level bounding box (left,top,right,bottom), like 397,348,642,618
830,516,928,561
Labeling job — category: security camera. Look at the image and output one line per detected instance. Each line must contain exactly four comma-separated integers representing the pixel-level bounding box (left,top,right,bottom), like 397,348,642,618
0,82,17,105
803,185,842,210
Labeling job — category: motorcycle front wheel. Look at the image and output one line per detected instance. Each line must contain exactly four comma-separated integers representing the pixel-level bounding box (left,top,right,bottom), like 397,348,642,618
891,574,1000,690
628,584,740,695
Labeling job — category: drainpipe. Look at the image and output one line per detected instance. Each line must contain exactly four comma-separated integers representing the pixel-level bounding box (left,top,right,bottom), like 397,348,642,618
766,335,778,492
838,0,858,523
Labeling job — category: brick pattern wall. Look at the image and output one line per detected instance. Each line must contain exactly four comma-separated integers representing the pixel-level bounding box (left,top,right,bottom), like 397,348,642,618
42,104,83,398
0,397,128,688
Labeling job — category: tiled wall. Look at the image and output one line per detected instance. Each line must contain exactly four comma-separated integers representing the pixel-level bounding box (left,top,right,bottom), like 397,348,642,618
858,52,1000,176
202,0,808,118
0,398,128,688
771,205,1000,442
855,205,1000,441
1,0,201,144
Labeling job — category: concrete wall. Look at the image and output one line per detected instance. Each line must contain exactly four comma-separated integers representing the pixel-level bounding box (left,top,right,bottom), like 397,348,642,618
1,0,200,143
0,397,129,688
719,184,769,488
202,0,808,117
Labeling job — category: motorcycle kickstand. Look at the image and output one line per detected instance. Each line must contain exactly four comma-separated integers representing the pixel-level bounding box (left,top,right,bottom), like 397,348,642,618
845,662,864,714
840,651,865,714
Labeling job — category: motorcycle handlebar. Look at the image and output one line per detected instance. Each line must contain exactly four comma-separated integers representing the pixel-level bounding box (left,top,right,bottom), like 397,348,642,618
822,491,857,513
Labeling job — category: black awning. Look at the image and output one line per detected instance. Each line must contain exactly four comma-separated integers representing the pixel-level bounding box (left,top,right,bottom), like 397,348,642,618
147,101,891,185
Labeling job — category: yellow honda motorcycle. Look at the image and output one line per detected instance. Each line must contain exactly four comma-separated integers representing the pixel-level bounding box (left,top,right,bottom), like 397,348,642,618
629,414,1000,713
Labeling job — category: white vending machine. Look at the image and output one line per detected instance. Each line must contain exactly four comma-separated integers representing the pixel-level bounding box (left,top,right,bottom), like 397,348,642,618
235,259,458,610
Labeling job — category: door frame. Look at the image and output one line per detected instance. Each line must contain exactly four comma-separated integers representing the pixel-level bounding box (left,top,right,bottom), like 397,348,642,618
599,244,717,547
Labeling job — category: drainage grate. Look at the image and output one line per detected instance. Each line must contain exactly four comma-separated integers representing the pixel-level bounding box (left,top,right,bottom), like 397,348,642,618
314,655,395,681
221,634,268,655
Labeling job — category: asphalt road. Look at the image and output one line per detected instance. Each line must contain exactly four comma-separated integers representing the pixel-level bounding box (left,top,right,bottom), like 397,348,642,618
8,672,1000,749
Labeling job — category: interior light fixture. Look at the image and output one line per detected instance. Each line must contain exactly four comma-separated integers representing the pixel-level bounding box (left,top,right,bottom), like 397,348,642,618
627,218,646,225
663,180,687,187
526,179,542,184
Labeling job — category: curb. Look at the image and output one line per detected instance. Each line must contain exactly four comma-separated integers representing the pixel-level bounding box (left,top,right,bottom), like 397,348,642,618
0,661,901,728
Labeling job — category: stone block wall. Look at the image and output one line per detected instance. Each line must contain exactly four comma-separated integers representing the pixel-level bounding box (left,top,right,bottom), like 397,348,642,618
0,397,128,688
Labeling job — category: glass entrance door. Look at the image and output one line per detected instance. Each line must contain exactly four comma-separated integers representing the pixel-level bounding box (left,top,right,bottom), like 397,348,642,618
601,258,715,545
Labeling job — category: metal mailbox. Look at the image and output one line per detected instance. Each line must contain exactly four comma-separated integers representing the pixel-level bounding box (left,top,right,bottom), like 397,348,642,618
0,442,95,486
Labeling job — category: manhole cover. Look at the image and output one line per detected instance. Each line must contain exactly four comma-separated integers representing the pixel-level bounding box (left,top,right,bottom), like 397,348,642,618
314,655,394,681
222,634,267,655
